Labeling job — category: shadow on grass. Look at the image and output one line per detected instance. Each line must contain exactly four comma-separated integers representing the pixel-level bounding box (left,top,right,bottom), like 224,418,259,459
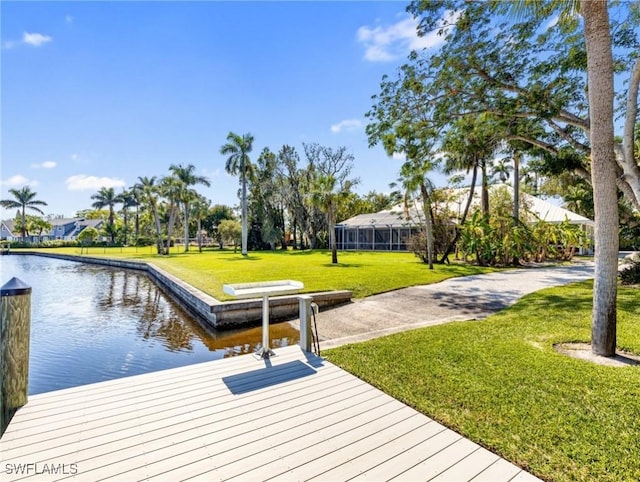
224,255,263,262
321,263,364,268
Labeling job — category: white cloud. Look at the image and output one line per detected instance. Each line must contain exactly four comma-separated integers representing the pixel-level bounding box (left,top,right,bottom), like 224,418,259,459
1,40,16,50
22,32,52,47
31,161,57,169
65,15,74,24
1,174,38,187
330,119,362,134
65,175,126,191
391,152,406,161
357,11,460,62
202,168,221,178
70,154,79,161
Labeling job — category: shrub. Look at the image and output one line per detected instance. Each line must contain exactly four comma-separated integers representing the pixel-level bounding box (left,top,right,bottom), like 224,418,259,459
619,259,640,285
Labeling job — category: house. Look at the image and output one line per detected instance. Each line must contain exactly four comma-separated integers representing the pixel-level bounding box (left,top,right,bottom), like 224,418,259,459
335,185,594,253
0,219,17,241
0,217,104,242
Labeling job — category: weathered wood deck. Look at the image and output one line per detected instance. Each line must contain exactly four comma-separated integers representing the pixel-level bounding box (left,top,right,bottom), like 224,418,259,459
1,346,540,481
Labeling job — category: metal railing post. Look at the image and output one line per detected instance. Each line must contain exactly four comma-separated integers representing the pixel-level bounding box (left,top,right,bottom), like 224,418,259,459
298,296,313,352
1,277,32,438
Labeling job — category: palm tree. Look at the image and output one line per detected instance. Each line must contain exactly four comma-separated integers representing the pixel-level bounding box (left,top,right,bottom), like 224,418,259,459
392,159,437,269
119,189,138,246
0,186,48,241
310,174,354,264
31,217,52,243
168,163,210,252
220,132,254,256
159,176,182,255
136,176,164,254
501,0,620,356
190,194,211,252
491,158,513,184
91,187,122,244
440,115,501,262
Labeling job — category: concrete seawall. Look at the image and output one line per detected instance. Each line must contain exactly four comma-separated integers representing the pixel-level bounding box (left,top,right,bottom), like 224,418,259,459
15,252,352,330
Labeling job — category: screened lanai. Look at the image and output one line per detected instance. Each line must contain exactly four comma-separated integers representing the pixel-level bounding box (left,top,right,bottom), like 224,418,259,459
334,209,421,251
335,186,595,253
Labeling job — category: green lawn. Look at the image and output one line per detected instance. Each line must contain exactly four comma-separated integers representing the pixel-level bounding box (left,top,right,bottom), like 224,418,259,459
325,282,640,482
18,247,498,300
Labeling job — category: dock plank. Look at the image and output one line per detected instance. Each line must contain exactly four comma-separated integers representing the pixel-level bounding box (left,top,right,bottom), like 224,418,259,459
0,345,541,482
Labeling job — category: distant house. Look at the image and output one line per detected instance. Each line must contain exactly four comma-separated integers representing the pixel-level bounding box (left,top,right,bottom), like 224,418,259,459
335,186,594,254
0,219,17,241
0,217,104,242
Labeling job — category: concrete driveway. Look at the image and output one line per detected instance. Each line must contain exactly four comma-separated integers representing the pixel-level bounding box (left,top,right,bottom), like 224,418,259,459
310,261,595,349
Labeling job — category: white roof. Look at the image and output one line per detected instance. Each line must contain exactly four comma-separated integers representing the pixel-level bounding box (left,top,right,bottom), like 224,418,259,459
337,185,594,228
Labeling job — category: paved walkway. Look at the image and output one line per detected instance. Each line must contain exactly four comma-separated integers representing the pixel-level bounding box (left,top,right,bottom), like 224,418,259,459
311,261,595,349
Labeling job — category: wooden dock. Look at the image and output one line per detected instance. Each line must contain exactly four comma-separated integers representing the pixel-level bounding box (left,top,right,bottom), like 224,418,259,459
1,346,540,481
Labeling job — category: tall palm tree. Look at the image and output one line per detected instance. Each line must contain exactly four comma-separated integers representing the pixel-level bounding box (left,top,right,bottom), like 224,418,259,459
220,132,254,256
91,187,122,244
168,163,210,252
0,186,48,241
159,176,182,255
136,176,164,254
500,0,620,356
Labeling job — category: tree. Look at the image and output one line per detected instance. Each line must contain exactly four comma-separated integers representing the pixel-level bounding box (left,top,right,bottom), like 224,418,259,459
190,194,211,252
91,187,122,244
407,0,639,355
168,163,210,252
77,226,99,254
159,176,182,255
136,176,165,254
276,145,310,249
220,132,254,256
311,174,355,264
491,158,513,184
30,216,52,242
391,158,437,268
203,204,236,249
119,189,137,246
304,143,359,261
0,186,48,241
250,147,287,250
218,219,242,252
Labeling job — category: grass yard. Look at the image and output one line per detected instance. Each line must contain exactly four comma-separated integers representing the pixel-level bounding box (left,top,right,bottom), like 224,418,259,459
19,247,498,300
325,282,640,482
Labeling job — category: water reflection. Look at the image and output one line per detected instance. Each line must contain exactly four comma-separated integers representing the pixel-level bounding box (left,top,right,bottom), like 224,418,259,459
1,255,300,394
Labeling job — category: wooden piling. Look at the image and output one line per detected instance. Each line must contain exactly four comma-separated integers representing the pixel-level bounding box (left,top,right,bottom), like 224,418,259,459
1,277,31,438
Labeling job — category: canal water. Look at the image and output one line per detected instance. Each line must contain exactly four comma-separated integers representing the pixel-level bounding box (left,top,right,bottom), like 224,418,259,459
0,255,300,395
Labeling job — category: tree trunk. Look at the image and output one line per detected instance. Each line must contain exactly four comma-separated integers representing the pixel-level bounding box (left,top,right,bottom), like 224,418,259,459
241,173,248,256
420,184,434,269
512,152,521,266
481,161,490,217
440,163,479,262
183,203,190,252
329,206,338,264
513,152,520,221
582,0,618,357
21,206,26,242
292,219,298,250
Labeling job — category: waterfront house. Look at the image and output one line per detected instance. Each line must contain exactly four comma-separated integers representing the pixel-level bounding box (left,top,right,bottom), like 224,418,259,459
0,217,105,242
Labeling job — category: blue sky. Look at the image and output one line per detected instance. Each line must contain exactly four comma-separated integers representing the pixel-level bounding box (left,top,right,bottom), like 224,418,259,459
1,1,450,218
